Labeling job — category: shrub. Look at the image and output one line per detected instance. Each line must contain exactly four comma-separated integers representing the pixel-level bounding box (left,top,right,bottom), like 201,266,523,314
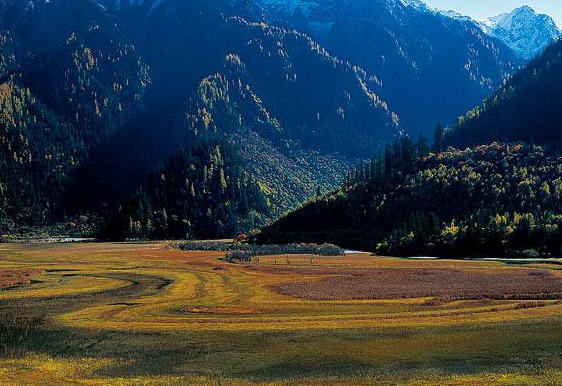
178,240,345,263
225,251,253,262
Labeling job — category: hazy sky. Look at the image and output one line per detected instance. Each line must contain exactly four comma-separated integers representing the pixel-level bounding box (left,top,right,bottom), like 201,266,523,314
423,0,562,25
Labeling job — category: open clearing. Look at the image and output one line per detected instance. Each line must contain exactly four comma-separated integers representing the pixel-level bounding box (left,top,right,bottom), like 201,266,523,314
1,243,562,385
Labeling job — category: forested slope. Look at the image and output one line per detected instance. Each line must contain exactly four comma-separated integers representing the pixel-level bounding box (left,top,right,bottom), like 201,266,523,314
0,0,398,236
258,143,562,258
446,38,562,148
0,0,150,233
103,139,269,239
264,0,520,133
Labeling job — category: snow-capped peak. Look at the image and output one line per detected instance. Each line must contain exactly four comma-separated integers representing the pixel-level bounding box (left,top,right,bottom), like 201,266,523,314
482,6,561,60
439,5,560,60
397,0,430,12
484,6,537,30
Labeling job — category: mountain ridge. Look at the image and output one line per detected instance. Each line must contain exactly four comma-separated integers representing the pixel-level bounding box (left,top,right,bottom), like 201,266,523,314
0,0,398,235
440,5,560,60
260,0,520,133
0,0,557,238
446,37,562,149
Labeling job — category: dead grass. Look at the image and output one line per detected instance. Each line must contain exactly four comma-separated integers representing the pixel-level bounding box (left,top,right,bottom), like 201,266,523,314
1,243,562,385
183,307,267,315
0,269,42,289
271,267,562,300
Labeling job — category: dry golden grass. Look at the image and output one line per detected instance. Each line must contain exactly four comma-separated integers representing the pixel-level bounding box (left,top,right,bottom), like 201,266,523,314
0,242,562,385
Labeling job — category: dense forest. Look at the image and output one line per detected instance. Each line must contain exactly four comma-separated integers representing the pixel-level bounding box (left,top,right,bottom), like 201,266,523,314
446,38,562,148
0,0,558,242
102,139,269,240
0,0,150,234
256,36,562,257
257,139,562,258
0,0,400,236
0,79,85,232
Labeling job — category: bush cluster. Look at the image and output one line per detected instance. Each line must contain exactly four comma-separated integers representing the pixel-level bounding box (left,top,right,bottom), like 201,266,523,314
179,240,344,262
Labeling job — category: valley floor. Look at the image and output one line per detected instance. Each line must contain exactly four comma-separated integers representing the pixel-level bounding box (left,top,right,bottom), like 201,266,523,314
0,243,562,385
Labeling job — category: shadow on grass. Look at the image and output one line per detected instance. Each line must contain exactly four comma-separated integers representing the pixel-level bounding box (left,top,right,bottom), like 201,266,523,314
2,271,562,383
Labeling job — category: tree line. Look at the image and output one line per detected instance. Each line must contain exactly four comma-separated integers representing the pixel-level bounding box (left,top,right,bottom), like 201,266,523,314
256,138,562,258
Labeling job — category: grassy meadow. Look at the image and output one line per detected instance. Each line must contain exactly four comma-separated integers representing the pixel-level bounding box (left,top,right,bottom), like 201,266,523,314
0,242,562,385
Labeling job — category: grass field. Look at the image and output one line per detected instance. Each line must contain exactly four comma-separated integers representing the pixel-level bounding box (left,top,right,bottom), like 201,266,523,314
1,242,562,385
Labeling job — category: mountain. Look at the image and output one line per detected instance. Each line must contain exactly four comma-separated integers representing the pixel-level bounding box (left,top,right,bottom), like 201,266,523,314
0,0,151,232
260,0,520,133
256,142,562,258
440,6,560,60
259,35,562,255
102,139,271,240
0,0,398,235
480,6,560,60
1,0,554,239
446,38,562,149
67,0,400,214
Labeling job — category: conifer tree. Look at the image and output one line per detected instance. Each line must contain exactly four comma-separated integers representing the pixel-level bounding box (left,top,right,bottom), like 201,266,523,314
433,123,444,153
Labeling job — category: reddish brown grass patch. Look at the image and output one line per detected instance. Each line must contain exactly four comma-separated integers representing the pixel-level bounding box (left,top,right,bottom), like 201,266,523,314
271,267,562,301
0,269,42,289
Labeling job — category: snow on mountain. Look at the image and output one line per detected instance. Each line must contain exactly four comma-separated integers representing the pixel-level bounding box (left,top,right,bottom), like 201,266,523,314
438,10,472,22
262,0,433,18
396,0,430,12
440,5,560,60
90,0,165,12
261,0,319,15
481,6,560,60
261,0,438,39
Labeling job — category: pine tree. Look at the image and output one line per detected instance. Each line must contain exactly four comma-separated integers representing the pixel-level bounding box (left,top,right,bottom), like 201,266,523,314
384,147,392,176
417,132,429,157
433,123,444,153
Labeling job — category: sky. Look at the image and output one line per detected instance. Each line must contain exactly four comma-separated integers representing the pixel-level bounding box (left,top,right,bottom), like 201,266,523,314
422,0,562,25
